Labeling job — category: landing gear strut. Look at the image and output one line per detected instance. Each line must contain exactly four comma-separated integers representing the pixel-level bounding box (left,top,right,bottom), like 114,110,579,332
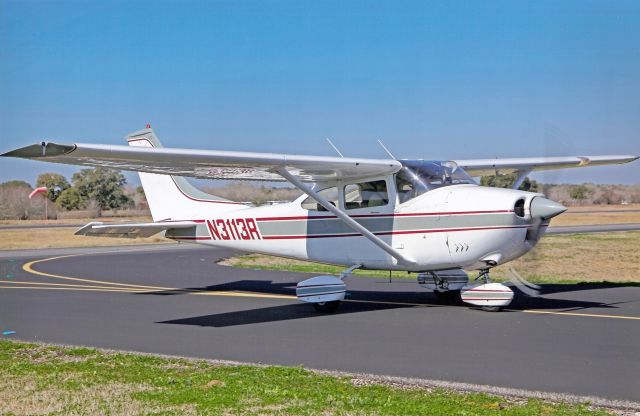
475,268,501,312
476,268,491,284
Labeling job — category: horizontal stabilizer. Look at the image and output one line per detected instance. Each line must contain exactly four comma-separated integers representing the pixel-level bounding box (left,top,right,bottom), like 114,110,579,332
75,221,198,239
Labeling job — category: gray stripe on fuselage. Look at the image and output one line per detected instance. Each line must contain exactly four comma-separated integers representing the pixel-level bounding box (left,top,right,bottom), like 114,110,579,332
164,213,528,239
258,213,526,237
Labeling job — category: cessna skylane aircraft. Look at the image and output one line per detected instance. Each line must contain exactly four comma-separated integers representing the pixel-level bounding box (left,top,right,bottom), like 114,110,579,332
3,127,638,312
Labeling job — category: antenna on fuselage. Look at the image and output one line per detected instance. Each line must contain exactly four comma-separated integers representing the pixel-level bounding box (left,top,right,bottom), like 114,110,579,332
326,138,345,158
377,139,397,159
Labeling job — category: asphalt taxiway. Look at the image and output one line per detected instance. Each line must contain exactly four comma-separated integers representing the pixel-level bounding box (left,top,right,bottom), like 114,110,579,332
0,243,638,404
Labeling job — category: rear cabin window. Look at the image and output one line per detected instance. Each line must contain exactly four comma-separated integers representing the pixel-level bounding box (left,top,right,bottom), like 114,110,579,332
301,187,338,211
344,180,388,210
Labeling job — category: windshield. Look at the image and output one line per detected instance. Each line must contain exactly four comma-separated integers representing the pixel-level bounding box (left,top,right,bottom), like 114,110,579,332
396,160,476,203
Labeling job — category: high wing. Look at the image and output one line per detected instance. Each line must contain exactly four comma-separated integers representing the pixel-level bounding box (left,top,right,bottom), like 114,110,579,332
3,142,636,183
1,142,401,182
454,155,638,177
75,221,198,238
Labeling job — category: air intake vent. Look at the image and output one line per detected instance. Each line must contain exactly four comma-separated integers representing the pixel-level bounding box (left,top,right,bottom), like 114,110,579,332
514,199,525,217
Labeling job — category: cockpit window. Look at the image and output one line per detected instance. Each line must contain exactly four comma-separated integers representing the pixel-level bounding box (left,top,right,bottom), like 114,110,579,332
396,160,476,203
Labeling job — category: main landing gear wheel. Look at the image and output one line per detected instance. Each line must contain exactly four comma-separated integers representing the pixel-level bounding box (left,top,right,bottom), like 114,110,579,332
312,300,341,313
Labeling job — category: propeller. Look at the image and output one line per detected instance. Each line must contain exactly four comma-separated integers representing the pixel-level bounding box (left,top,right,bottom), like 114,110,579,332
507,267,541,297
503,124,572,298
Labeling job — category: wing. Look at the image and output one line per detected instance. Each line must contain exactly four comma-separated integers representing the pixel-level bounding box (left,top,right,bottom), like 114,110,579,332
1,142,401,182
75,221,198,238
454,155,638,177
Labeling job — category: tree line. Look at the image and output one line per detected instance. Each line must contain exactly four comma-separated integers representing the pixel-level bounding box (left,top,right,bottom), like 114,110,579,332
0,168,144,220
35,169,133,210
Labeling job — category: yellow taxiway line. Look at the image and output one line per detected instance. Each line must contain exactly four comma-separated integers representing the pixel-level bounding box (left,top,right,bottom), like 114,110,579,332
0,286,147,293
20,255,297,300
9,253,639,322
0,280,143,291
522,309,640,321
22,255,169,291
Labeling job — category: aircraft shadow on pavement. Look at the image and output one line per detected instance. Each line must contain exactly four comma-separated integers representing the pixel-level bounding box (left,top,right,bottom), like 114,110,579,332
157,301,409,328
146,280,627,328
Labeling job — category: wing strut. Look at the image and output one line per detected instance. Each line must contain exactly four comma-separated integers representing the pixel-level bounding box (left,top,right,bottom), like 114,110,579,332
512,169,532,189
276,168,415,266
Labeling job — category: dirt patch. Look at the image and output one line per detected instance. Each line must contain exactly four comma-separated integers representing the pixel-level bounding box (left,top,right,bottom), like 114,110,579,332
13,344,95,364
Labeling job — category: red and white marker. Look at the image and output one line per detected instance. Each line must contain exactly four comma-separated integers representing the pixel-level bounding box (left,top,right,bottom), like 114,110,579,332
28,186,47,199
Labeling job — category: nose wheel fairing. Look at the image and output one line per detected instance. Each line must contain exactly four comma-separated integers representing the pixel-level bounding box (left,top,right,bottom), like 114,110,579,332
296,275,347,304
460,282,514,310
460,268,514,311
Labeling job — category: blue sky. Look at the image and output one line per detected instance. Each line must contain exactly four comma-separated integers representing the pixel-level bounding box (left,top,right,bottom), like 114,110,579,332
1,0,639,186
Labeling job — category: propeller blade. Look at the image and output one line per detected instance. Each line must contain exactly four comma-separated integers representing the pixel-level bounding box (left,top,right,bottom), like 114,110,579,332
507,267,541,297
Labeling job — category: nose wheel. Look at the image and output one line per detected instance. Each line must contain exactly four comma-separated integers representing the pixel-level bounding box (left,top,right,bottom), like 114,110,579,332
312,301,341,313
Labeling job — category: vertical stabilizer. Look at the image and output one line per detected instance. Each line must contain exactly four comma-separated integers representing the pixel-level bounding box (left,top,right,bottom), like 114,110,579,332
126,127,246,221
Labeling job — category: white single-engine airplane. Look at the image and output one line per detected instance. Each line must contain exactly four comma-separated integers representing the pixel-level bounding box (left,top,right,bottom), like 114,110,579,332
3,127,638,312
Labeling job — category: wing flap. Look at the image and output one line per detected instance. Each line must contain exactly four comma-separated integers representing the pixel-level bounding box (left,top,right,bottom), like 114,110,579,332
75,221,198,239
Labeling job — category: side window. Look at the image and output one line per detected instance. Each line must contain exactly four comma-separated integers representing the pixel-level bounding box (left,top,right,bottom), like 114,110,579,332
301,187,338,211
344,180,388,210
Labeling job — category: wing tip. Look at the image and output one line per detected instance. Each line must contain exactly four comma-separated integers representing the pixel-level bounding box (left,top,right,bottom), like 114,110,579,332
1,142,76,159
1,145,39,158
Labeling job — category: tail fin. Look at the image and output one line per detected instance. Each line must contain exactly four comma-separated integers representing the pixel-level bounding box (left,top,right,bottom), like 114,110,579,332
126,127,245,221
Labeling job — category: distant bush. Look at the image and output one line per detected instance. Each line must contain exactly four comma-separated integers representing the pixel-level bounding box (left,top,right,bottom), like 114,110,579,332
569,185,591,200
71,168,132,210
56,187,85,211
480,174,539,192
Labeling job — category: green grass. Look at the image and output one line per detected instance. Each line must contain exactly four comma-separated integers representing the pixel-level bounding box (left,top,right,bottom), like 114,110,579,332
229,254,413,279
223,232,640,285
0,340,609,415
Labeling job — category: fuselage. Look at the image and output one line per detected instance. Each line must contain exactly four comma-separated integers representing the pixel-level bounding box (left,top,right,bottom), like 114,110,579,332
165,184,548,272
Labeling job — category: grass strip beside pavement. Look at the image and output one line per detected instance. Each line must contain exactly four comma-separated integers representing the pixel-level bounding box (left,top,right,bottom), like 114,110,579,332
0,228,171,250
0,340,609,415
221,232,640,284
